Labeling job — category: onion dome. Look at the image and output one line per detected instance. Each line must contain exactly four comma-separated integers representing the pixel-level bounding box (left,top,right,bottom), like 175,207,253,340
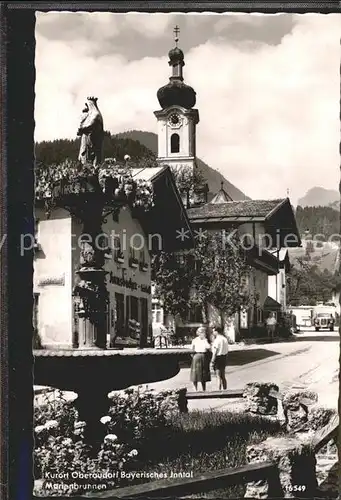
168,46,184,64
157,26,196,110
157,80,196,110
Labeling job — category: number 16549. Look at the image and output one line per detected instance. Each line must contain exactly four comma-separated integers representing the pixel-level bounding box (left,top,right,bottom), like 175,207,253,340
284,485,306,492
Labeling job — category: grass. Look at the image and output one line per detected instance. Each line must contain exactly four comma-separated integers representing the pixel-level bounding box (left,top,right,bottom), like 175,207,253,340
129,410,284,499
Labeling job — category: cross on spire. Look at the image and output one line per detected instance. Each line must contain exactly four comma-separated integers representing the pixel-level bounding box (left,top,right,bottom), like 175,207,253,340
173,25,180,45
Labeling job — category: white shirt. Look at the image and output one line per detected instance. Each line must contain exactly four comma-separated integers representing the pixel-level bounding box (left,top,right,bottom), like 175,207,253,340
212,334,229,356
191,337,210,353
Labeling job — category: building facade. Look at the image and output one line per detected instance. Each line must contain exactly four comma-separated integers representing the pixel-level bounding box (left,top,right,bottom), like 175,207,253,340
185,189,301,341
34,204,153,349
268,248,291,311
34,166,193,349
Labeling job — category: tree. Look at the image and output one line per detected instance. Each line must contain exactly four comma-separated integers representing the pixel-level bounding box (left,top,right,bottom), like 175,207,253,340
152,230,253,325
192,230,253,324
287,256,340,306
151,252,192,319
171,165,206,193
295,205,339,241
35,133,157,168
305,240,315,258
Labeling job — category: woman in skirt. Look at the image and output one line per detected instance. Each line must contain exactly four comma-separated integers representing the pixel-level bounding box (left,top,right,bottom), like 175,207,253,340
190,326,211,391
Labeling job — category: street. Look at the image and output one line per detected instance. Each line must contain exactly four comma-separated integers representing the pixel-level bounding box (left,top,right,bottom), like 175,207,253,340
142,328,340,411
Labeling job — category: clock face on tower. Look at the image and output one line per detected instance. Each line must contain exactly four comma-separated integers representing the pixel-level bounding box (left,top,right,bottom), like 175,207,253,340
168,112,181,128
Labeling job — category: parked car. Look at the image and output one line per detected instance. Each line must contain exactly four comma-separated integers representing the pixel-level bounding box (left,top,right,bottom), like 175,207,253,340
313,313,335,332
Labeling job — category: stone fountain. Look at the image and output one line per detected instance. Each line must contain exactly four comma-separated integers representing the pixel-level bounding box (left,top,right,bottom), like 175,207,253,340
33,97,190,448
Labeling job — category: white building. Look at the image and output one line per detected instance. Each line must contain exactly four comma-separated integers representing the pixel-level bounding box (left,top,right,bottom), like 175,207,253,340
34,166,193,349
268,248,291,311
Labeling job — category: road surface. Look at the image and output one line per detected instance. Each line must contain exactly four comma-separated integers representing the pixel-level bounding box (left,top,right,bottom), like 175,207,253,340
141,329,339,411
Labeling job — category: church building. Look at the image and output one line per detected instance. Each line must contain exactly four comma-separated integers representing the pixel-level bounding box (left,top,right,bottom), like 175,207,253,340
151,28,301,343
154,26,198,175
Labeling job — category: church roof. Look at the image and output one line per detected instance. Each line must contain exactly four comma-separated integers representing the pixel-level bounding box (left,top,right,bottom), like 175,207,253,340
209,182,233,204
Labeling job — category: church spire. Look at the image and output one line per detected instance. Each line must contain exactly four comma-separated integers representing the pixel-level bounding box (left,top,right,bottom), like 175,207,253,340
168,25,185,81
156,27,196,110
174,25,180,46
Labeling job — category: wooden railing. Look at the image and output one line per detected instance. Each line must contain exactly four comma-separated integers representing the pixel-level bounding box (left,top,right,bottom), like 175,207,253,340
311,413,339,453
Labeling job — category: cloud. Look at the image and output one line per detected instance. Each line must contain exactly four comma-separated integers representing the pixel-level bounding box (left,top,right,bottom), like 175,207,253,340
123,13,172,38
34,12,340,204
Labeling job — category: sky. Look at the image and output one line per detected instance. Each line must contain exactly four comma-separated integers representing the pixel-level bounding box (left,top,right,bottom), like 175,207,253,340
35,12,340,205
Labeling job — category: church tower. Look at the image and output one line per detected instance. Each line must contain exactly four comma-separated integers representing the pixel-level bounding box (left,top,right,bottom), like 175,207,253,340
154,27,199,173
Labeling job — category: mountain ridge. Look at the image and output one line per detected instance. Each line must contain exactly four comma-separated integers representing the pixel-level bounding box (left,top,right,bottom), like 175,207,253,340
297,186,339,209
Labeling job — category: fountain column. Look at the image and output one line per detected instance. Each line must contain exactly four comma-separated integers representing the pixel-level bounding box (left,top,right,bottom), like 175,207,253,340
74,199,108,349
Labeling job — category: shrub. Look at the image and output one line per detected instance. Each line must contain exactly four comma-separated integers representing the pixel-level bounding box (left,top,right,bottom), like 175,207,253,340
34,388,284,498
34,389,78,436
106,387,179,447
35,435,90,482
34,391,140,496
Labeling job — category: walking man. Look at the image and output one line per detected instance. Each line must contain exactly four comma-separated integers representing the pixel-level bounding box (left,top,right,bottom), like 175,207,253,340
210,326,229,390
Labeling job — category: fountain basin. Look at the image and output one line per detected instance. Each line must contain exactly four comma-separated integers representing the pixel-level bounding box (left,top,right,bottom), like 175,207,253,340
33,348,191,393
34,348,191,449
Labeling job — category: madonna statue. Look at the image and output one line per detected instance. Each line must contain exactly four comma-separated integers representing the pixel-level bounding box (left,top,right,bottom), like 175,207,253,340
77,96,104,167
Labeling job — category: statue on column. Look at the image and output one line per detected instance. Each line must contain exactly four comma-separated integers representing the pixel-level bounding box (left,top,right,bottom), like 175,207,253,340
77,96,104,167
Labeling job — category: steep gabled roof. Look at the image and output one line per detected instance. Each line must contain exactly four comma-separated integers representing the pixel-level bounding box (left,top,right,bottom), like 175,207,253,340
187,199,286,221
131,166,194,252
187,197,301,248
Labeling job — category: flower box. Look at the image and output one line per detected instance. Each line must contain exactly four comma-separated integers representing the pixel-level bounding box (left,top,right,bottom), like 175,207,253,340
139,262,149,272
115,254,125,264
129,258,139,269
35,159,155,212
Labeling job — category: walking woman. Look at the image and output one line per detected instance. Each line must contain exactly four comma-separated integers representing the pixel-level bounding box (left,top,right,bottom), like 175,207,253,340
190,326,211,391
